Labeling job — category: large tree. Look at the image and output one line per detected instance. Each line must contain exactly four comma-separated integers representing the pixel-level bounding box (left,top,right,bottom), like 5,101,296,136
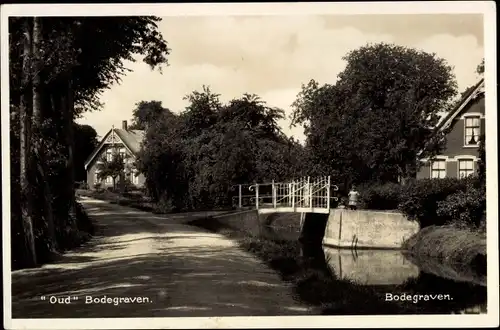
129,100,172,130
137,89,304,211
292,43,458,187
9,16,170,269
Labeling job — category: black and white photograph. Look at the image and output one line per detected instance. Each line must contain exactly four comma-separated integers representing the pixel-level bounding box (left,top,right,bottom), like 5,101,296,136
1,2,498,329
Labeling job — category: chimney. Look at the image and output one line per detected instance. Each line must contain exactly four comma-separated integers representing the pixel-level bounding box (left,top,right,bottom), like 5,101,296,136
122,120,128,130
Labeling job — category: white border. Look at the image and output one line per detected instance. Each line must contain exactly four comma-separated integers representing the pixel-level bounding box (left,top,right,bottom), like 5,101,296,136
0,1,495,16
1,2,498,329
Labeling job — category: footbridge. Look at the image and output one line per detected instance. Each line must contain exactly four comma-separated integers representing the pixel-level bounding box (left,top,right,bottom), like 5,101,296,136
230,176,339,214
226,176,419,250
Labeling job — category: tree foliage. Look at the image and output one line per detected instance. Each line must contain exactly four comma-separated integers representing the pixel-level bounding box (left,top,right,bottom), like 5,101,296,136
9,16,170,270
291,43,458,188
137,88,305,211
129,100,172,130
477,58,485,75
96,152,128,190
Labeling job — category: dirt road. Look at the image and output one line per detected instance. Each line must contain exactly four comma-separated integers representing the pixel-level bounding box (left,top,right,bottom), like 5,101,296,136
11,197,314,318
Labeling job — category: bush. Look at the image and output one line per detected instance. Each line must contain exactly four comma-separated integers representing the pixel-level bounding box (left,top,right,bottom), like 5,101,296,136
359,182,403,210
398,177,476,227
93,182,102,191
153,193,176,214
121,178,136,192
436,183,486,228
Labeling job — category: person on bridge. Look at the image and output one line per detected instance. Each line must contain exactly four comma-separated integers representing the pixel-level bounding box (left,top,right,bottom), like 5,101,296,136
347,185,359,210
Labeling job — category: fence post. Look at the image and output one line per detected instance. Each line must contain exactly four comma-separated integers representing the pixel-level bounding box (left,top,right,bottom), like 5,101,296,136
327,176,331,210
272,180,277,208
238,184,242,209
291,181,295,211
255,184,259,210
308,176,312,209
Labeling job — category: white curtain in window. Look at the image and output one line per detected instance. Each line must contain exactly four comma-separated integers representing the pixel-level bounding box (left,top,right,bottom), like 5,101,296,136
465,117,480,145
458,159,474,178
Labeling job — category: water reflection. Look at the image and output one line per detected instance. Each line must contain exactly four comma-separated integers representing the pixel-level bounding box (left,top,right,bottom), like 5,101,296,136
403,252,487,287
263,224,487,314
399,271,487,314
323,247,420,286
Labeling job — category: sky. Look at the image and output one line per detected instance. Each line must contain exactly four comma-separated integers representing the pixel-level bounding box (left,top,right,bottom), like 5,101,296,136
76,14,485,141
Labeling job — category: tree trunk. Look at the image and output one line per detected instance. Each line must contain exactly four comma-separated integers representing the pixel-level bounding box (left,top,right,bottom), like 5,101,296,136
32,17,58,253
120,170,126,193
20,17,37,267
405,162,417,185
62,75,79,234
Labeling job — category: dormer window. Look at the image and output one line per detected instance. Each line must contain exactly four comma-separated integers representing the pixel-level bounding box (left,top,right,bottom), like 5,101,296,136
464,116,480,146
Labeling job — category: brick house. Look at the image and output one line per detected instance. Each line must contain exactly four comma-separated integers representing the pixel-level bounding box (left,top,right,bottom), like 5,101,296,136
417,78,485,179
84,120,146,189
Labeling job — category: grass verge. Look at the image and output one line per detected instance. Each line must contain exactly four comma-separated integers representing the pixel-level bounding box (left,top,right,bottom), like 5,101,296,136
188,217,422,315
76,189,234,214
402,225,487,276
77,189,157,212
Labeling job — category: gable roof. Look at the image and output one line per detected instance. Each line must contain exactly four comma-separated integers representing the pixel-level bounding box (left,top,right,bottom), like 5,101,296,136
115,129,145,154
84,128,145,170
435,78,485,132
417,78,484,159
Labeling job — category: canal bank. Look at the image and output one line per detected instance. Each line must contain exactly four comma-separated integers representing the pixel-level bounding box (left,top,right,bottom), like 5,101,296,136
403,225,487,278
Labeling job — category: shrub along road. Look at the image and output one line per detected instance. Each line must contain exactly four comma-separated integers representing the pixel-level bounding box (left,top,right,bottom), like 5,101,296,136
11,197,315,318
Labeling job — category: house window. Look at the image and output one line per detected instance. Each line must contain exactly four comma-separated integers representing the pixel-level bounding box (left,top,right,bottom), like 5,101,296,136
464,116,480,146
119,147,126,160
458,159,475,178
94,170,101,183
105,176,113,184
430,159,447,179
132,170,139,184
106,149,113,162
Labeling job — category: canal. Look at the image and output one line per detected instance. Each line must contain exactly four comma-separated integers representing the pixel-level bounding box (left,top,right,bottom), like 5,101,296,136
263,223,487,315
189,213,487,315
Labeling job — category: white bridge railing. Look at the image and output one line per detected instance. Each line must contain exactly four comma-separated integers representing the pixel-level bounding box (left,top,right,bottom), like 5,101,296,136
230,176,338,214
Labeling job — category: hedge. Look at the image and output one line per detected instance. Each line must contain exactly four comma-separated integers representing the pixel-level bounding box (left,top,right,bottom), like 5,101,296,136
398,177,479,228
359,182,404,210
358,176,485,229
